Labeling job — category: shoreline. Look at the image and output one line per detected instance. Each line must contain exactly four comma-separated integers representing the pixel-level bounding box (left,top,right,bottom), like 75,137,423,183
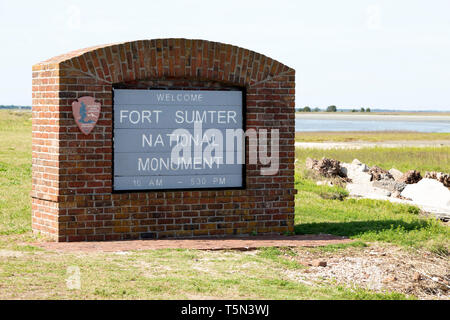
295,140,450,149
295,113,450,122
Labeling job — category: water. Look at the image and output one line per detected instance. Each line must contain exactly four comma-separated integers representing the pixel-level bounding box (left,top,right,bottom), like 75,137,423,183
295,119,450,132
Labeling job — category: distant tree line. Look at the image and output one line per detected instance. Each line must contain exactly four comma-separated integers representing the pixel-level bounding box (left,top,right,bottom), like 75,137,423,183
295,106,322,112
0,105,32,110
296,106,371,113
351,107,371,112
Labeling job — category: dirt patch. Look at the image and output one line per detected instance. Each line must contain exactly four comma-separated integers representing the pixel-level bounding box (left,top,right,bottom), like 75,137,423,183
28,234,353,253
286,244,449,300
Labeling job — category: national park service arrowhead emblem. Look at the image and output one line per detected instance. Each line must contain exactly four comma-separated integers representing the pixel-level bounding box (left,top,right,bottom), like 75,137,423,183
72,96,101,135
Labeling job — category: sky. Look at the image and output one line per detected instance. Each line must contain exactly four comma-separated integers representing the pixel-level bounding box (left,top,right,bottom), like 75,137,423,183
0,0,449,111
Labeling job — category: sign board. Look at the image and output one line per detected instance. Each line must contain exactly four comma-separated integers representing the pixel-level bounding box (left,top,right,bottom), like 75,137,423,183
113,89,244,191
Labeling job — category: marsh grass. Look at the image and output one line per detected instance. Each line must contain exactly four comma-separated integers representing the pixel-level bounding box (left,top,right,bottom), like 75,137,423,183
295,131,450,143
296,146,450,172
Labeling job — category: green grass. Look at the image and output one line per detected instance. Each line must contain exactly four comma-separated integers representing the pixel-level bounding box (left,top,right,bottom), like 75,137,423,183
0,246,412,300
0,110,446,299
294,171,449,254
296,146,450,172
257,247,305,270
0,111,32,235
295,131,450,143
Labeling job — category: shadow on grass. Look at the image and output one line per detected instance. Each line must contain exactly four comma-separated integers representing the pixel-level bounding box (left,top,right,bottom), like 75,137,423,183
294,219,434,238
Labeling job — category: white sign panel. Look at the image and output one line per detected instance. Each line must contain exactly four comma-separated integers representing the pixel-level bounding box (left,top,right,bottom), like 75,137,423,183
113,89,244,191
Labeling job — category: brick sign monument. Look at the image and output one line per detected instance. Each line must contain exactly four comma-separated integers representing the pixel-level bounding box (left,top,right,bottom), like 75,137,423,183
32,39,296,241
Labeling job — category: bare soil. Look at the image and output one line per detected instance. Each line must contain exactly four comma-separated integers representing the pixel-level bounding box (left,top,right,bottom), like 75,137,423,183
29,234,353,253
286,244,450,300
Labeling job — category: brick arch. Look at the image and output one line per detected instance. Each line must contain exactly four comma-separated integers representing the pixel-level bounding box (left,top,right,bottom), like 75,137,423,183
32,39,296,242
44,39,294,86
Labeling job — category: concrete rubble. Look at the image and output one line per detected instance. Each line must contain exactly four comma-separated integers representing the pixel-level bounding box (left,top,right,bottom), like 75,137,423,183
398,170,422,184
369,166,394,181
401,179,450,209
306,157,345,179
424,171,450,188
305,157,450,219
388,168,403,181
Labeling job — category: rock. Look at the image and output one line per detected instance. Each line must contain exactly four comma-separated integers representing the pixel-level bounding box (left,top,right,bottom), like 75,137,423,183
413,272,422,281
341,160,371,184
424,171,450,188
389,168,403,181
353,172,372,185
369,166,394,181
339,164,349,177
398,170,422,184
341,162,372,184
315,157,342,178
307,157,345,179
383,276,397,283
391,191,401,198
372,180,406,193
401,178,450,209
305,157,318,170
341,159,369,175
353,159,369,172
316,180,333,187
312,260,327,267
347,183,392,198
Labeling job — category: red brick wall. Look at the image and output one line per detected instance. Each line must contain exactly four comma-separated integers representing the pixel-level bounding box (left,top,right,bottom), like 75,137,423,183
31,39,296,242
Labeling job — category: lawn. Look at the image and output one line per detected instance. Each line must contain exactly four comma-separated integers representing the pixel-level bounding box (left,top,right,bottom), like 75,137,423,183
0,111,31,235
0,110,448,299
0,242,411,300
293,172,449,255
